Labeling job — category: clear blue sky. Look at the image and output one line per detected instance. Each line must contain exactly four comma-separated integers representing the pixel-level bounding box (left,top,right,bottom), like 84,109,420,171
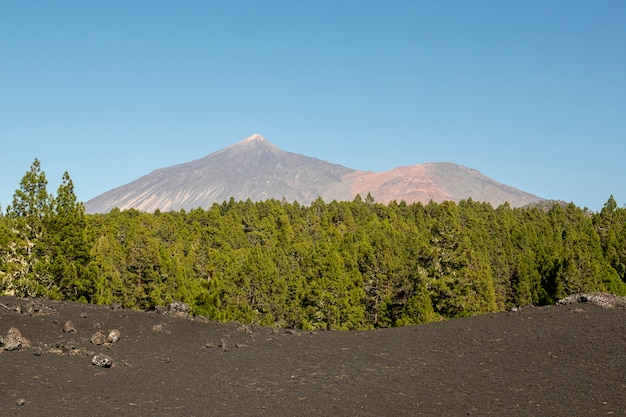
1,1,624,212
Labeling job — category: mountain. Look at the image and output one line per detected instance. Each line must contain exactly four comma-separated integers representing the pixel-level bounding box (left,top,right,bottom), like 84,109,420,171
84,134,543,213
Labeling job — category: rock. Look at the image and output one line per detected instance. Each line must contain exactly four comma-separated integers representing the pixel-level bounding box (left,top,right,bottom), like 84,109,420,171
238,324,259,334
46,340,89,356
63,320,77,333
107,329,121,343
194,316,210,323
90,331,107,345
2,337,21,351
23,303,34,315
92,353,113,368
16,398,26,406
51,341,84,357
2,327,29,351
24,302,37,316
22,301,53,316
169,301,190,314
557,292,626,308
66,346,86,357
155,301,191,318
152,323,171,335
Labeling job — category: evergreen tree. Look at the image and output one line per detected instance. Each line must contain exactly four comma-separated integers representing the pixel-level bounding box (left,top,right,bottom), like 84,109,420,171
3,159,53,296
595,196,626,283
47,172,91,301
6,181,622,327
0,211,18,294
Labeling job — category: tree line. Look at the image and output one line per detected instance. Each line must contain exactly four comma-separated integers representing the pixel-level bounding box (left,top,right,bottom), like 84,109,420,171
1,160,625,329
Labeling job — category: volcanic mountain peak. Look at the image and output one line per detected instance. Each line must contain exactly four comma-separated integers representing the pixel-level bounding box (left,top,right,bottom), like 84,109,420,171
84,134,544,213
242,133,266,142
213,133,282,160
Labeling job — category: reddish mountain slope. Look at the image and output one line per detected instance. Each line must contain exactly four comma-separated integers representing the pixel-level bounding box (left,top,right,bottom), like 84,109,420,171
352,163,541,207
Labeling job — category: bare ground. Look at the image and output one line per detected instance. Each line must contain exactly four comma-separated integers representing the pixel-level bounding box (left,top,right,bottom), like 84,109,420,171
1,295,625,416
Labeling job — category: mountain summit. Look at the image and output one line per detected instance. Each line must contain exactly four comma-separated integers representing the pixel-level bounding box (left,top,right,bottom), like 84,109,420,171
239,133,271,145
216,134,281,159
84,134,542,213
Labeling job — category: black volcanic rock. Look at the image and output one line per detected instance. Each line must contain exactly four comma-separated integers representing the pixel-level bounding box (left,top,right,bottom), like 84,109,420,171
1,295,625,416
84,134,543,213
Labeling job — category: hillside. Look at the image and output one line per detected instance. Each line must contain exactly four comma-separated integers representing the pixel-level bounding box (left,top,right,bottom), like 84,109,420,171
84,134,542,213
1,294,624,416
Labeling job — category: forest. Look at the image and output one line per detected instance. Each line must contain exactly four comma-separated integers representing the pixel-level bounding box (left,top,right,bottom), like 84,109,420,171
1,160,625,330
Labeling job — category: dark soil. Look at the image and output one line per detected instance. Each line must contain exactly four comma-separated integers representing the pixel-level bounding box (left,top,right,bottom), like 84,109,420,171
1,295,625,416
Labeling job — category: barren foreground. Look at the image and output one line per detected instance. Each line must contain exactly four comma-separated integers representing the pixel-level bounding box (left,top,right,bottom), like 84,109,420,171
1,295,625,416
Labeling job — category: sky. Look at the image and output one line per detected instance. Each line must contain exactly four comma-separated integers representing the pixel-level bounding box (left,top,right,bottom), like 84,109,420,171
1,1,624,212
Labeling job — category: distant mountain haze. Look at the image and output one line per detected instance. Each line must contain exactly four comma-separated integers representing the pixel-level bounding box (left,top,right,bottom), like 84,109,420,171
84,134,543,213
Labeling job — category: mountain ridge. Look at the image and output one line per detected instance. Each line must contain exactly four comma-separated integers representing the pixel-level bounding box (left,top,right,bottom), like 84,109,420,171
84,134,543,213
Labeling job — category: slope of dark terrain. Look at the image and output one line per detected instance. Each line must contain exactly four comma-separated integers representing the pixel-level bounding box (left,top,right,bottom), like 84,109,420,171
1,295,624,416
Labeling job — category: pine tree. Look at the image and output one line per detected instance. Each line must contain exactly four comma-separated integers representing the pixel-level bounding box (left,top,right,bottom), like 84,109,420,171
595,196,626,283
47,172,91,301
3,159,54,296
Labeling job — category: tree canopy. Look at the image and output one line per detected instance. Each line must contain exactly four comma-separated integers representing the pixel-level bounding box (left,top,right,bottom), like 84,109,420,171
1,162,625,329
